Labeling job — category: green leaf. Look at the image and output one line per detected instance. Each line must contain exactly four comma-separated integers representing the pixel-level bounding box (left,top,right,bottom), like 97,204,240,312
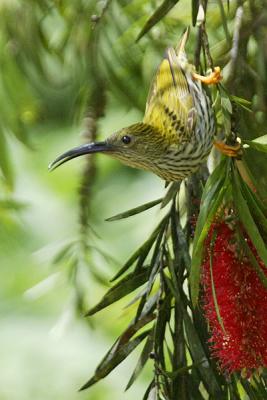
243,134,267,153
136,0,180,41
145,256,160,298
125,329,154,390
145,222,167,298
170,204,191,271
237,229,267,289
221,94,232,114
209,230,226,334
190,159,229,306
85,268,150,316
118,313,156,348
232,170,267,267
191,183,228,306
240,378,262,400
161,182,180,209
252,377,267,399
192,159,226,245
230,95,252,112
216,0,231,45
238,176,267,236
111,215,169,281
80,330,150,391
155,294,172,366
52,241,75,265
252,134,267,144
163,363,198,379
105,198,162,221
199,158,227,208
142,381,155,400
219,87,232,134
135,292,159,324
183,312,223,397
164,274,180,304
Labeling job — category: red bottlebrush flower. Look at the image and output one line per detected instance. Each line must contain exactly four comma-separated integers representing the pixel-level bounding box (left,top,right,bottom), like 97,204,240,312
201,221,267,375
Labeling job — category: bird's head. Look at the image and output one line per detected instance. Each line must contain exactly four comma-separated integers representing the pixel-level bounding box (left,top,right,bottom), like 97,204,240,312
49,122,167,173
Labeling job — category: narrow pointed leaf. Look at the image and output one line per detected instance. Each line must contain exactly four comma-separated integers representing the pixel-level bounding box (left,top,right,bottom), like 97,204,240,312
161,182,180,208
118,313,156,347
136,0,180,41
190,162,229,306
183,312,223,396
85,268,150,316
238,230,267,289
111,215,168,281
171,204,191,271
209,231,226,334
155,294,172,365
52,241,75,265
125,329,154,390
124,287,148,309
193,158,227,242
221,93,232,114
216,0,231,44
163,363,197,379
243,134,267,153
238,176,267,236
252,134,267,145
191,186,227,306
143,218,167,298
106,198,162,221
230,95,252,112
166,272,223,395
233,170,267,267
146,255,160,298
143,381,155,400
80,330,150,391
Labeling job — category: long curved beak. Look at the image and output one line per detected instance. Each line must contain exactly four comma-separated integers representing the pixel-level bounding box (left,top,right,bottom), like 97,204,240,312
48,141,111,171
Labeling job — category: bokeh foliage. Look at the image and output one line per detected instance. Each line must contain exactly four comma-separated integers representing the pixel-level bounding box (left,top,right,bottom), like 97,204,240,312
1,0,267,399
1,0,267,187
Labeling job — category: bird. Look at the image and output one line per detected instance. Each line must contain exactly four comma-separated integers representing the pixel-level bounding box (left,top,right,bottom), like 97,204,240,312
49,29,223,182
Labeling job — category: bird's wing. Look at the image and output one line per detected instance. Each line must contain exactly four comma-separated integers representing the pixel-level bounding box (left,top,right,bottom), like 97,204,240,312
143,36,196,144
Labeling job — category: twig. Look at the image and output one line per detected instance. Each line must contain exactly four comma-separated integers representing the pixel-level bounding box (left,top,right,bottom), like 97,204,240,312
216,0,231,45
201,27,214,69
227,6,244,85
79,13,106,244
91,0,112,28
78,110,98,245
194,26,202,70
194,1,214,70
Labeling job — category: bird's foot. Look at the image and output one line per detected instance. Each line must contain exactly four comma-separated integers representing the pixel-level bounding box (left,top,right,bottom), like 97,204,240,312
193,66,222,85
214,139,242,157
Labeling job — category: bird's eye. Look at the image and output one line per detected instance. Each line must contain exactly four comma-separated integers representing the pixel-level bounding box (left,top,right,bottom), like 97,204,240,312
122,135,131,145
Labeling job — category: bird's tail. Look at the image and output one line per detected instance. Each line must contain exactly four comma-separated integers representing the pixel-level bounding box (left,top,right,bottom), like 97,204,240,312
175,27,190,60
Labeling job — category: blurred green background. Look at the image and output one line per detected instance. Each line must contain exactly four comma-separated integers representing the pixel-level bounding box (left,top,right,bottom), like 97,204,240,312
0,1,168,398
0,118,162,400
1,0,267,399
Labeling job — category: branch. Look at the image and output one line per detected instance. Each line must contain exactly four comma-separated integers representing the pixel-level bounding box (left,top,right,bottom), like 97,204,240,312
226,5,244,86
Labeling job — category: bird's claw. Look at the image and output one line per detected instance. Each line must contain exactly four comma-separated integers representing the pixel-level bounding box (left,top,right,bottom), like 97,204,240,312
193,67,222,85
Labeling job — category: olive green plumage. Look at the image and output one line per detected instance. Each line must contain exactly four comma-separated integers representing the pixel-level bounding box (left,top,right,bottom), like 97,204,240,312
50,29,215,181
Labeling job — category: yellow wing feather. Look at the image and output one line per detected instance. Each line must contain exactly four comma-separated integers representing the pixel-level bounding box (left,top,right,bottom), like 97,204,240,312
143,31,196,144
